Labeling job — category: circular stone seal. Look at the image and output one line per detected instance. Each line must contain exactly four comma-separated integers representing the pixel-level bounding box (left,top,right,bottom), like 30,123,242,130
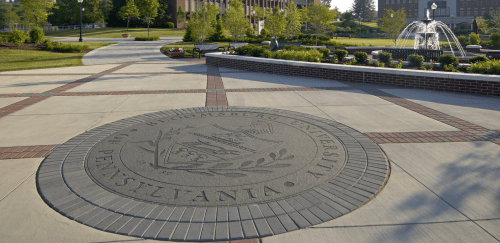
36,107,390,241
85,111,347,207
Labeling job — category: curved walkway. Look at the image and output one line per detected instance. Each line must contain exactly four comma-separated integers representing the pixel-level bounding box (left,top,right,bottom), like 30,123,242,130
52,36,183,65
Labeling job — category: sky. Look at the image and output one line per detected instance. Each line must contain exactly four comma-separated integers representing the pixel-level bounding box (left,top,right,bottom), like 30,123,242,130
331,0,378,13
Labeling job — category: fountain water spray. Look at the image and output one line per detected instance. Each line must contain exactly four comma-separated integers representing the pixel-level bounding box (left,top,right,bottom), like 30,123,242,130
395,9,465,57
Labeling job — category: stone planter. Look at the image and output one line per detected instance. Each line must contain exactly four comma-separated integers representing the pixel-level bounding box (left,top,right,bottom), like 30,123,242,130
169,52,185,58
205,53,500,96
122,34,130,38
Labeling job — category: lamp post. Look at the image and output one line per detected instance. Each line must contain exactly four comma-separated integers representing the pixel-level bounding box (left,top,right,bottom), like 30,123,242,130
431,2,437,20
78,0,83,42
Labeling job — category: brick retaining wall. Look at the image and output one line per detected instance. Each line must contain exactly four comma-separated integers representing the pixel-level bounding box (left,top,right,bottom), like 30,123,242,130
206,53,500,96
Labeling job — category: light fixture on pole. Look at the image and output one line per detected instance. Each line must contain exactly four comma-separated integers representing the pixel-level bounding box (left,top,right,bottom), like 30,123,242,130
431,2,437,20
77,0,83,42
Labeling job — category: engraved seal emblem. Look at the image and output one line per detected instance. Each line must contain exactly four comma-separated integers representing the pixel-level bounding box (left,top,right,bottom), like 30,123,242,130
85,111,347,206
38,107,389,240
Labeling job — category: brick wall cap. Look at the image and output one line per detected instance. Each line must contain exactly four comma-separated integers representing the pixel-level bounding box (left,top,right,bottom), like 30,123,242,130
448,73,500,82
481,49,500,53
395,69,451,78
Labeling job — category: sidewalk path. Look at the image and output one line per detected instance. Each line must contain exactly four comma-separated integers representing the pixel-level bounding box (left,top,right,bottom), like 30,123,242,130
51,36,183,65
0,44,499,242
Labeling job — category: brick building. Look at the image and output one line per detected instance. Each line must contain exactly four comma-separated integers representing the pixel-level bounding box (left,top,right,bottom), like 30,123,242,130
169,0,319,28
378,0,500,29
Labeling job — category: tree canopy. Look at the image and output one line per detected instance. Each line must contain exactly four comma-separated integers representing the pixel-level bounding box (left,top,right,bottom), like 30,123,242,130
188,3,219,43
303,2,336,45
380,8,406,45
136,0,159,36
284,2,303,40
351,0,376,21
20,0,55,26
118,0,139,32
223,0,247,42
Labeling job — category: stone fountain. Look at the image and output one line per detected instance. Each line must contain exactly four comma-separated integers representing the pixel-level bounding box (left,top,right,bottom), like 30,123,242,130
395,9,465,57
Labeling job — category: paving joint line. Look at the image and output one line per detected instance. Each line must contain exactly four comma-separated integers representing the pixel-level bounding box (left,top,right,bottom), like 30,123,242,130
308,218,500,228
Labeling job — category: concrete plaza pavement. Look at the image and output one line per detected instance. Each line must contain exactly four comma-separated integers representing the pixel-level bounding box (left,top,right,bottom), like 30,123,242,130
0,39,500,242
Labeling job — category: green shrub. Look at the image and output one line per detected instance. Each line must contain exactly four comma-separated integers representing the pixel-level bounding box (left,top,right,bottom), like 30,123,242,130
245,26,255,38
235,44,257,55
208,19,227,42
261,49,273,58
457,35,468,47
443,64,459,72
467,59,500,75
344,58,357,65
438,54,459,67
375,61,385,67
44,39,88,52
396,59,403,69
9,30,27,46
354,51,368,63
0,32,9,42
319,48,330,58
283,45,299,51
333,49,348,61
468,33,480,45
166,22,175,28
259,28,269,37
491,32,500,47
29,27,45,44
135,36,160,41
183,24,193,42
331,56,338,64
378,52,393,64
408,54,424,67
469,55,489,64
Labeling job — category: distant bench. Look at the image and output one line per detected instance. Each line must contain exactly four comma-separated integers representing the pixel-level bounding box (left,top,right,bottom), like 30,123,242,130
278,42,302,50
229,42,249,50
193,44,225,58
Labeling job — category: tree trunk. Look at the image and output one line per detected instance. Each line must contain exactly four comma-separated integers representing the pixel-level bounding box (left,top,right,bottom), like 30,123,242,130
127,17,130,33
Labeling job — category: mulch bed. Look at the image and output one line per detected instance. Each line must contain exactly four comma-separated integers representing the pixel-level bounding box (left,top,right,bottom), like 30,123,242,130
0,42,92,53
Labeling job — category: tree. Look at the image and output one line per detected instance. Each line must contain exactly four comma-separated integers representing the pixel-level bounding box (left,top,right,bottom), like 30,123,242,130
321,0,332,8
303,3,336,45
175,6,185,28
136,0,159,37
264,6,286,38
223,0,247,42
188,3,219,43
380,8,406,45
19,0,55,26
99,0,113,23
82,0,104,25
351,0,375,22
118,0,139,32
152,0,170,28
1,5,20,30
283,2,303,40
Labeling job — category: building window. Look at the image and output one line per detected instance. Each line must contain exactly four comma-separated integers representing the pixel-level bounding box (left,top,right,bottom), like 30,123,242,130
409,11,412,17
386,0,389,4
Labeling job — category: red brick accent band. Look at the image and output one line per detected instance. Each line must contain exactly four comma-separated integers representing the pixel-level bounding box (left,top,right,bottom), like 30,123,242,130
0,96,49,119
0,145,58,159
360,89,489,131
206,55,500,96
364,131,484,144
206,66,228,106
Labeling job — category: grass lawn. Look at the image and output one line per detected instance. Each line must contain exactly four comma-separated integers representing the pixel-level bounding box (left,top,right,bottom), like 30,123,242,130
45,27,185,38
0,41,115,72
